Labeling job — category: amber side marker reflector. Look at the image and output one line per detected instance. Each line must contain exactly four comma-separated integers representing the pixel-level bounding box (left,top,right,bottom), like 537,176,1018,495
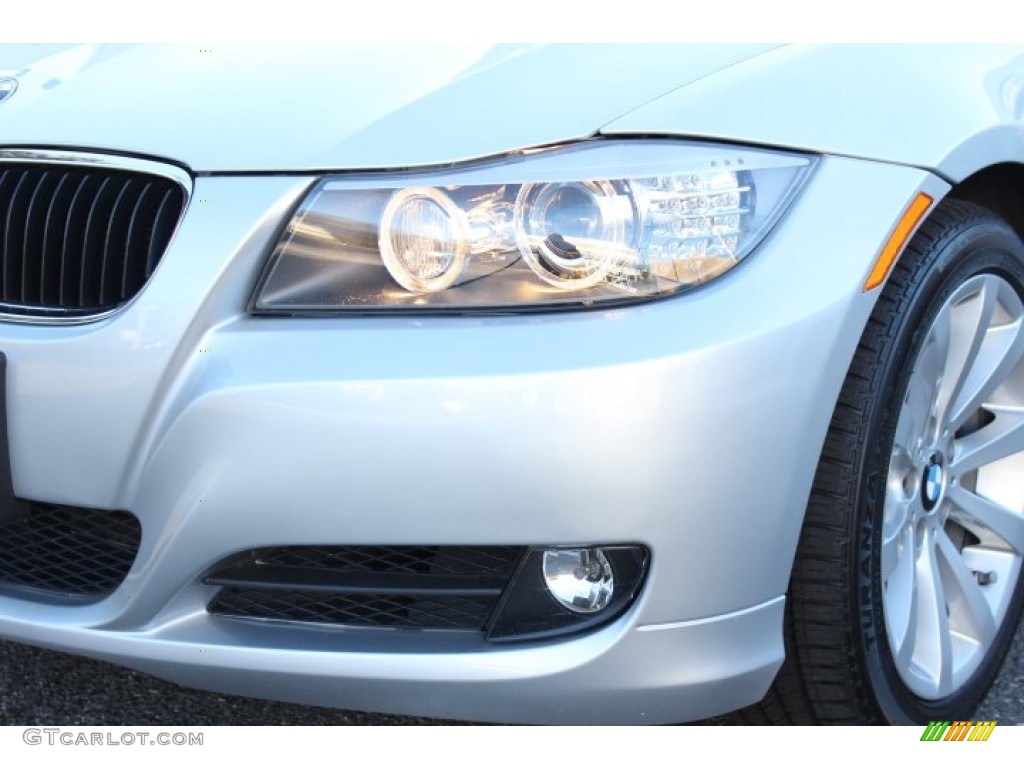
864,192,934,292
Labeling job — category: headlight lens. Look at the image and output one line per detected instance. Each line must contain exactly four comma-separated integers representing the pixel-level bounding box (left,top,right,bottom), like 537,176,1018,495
252,141,815,314
378,186,470,293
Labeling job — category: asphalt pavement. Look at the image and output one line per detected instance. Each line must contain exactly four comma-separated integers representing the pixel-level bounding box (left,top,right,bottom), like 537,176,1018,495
0,616,1021,725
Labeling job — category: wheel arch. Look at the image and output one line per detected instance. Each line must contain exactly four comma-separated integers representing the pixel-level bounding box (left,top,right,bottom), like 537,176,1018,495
946,163,1024,243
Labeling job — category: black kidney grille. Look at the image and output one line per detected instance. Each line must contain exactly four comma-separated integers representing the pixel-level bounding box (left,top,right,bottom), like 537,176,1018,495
0,164,185,316
0,503,141,599
205,545,527,631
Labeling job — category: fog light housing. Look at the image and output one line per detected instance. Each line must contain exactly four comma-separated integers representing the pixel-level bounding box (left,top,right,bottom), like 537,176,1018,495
486,545,648,643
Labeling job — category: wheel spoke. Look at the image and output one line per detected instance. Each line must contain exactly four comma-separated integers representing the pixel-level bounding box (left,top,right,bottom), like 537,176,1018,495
947,485,1024,554
892,559,919,669
915,530,953,697
936,280,997,428
882,530,898,582
882,497,915,580
926,300,953,386
936,527,998,646
950,406,1024,475
884,519,917,669
946,296,1024,431
900,349,942,449
896,386,926,452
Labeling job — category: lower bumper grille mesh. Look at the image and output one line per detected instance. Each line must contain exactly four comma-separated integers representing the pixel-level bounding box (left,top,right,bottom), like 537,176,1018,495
205,545,526,631
0,503,141,599
208,589,496,629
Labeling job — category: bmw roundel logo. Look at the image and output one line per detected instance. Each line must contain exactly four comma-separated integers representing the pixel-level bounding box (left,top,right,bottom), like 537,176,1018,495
923,458,944,509
0,77,18,105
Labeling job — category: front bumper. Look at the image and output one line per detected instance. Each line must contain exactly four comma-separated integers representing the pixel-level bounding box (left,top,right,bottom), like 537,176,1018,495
0,154,948,723
0,591,784,725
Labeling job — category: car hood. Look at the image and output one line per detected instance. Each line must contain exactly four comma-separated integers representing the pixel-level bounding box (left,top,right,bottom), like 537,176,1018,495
0,43,777,173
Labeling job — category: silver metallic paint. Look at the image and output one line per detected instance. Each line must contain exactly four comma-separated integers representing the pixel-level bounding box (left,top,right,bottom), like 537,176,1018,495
0,44,777,172
0,153,947,721
0,42,1017,722
2,45,1020,183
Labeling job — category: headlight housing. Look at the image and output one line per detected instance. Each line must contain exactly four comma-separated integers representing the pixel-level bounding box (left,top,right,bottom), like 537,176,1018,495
252,141,815,314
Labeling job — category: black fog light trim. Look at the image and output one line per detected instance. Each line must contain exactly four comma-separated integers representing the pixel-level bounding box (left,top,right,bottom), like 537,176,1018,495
485,545,648,643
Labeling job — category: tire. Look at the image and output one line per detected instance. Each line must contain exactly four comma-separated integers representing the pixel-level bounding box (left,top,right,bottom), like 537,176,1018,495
744,199,1024,724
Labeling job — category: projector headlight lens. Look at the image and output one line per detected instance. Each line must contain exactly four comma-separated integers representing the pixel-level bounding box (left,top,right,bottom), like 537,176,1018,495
515,180,636,290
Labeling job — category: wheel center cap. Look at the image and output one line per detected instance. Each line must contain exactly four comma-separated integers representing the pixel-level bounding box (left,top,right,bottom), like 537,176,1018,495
922,453,945,511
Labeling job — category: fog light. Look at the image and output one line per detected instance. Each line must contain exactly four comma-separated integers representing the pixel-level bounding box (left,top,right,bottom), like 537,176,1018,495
485,544,648,643
542,548,614,613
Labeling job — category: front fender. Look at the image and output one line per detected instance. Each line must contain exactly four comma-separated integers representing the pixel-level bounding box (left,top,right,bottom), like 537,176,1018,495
602,44,1024,182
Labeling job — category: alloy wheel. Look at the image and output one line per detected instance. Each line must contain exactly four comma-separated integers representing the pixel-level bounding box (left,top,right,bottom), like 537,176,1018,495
882,273,1024,699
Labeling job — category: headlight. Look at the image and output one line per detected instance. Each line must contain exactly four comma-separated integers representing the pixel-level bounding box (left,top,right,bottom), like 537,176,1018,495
252,141,815,314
